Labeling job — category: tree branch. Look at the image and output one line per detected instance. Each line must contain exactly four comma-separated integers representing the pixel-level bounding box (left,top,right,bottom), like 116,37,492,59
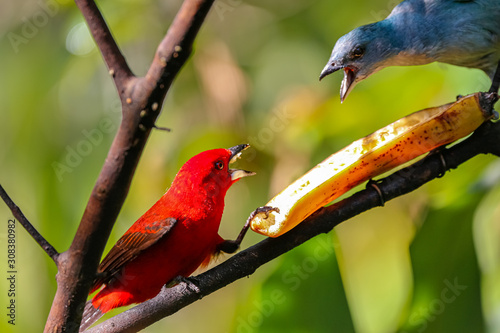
44,1,215,332
0,185,59,262
74,0,134,93
88,120,500,333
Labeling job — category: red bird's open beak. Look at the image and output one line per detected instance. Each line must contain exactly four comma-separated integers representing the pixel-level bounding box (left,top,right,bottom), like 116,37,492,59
228,144,256,181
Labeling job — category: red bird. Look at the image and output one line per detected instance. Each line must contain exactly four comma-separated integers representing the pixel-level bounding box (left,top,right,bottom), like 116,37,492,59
80,144,255,331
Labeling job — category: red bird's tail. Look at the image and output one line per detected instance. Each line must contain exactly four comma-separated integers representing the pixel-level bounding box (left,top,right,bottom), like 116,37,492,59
79,300,104,332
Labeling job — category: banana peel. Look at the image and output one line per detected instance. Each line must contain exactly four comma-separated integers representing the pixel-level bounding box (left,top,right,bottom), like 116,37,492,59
250,92,498,237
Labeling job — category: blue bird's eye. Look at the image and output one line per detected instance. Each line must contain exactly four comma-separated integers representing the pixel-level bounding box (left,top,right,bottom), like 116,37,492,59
350,46,365,59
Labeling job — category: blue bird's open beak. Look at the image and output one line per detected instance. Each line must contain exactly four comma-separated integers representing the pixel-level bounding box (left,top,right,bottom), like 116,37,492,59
319,64,343,81
319,63,358,103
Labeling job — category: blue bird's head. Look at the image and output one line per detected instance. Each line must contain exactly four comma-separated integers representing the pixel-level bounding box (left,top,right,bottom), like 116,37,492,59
320,23,399,102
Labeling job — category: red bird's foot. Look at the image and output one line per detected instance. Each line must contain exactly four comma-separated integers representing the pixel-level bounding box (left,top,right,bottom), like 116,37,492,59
217,239,240,254
218,206,281,254
253,206,280,218
166,276,201,294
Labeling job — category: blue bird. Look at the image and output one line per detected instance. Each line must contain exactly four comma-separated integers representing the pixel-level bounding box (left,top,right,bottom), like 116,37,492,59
319,0,500,102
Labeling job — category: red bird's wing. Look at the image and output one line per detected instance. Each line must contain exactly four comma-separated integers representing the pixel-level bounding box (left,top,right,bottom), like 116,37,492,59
90,217,177,293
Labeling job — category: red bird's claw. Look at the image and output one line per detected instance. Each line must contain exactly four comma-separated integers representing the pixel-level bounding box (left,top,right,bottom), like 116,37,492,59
182,276,201,294
166,276,201,294
255,206,280,219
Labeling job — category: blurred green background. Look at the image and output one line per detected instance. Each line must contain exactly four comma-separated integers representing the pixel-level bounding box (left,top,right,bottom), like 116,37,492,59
1,0,499,332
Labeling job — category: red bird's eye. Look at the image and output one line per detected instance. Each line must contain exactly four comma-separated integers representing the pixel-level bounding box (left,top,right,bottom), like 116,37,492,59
215,161,224,170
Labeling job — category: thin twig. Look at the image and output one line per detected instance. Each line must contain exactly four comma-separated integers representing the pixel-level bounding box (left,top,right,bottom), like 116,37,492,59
489,61,500,93
146,0,214,85
0,184,59,262
74,0,134,93
87,119,500,333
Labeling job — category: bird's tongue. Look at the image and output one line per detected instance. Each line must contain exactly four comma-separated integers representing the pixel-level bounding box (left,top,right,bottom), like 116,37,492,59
340,68,356,103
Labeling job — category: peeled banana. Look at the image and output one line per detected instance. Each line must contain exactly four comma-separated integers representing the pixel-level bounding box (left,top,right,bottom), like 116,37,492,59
250,92,497,237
